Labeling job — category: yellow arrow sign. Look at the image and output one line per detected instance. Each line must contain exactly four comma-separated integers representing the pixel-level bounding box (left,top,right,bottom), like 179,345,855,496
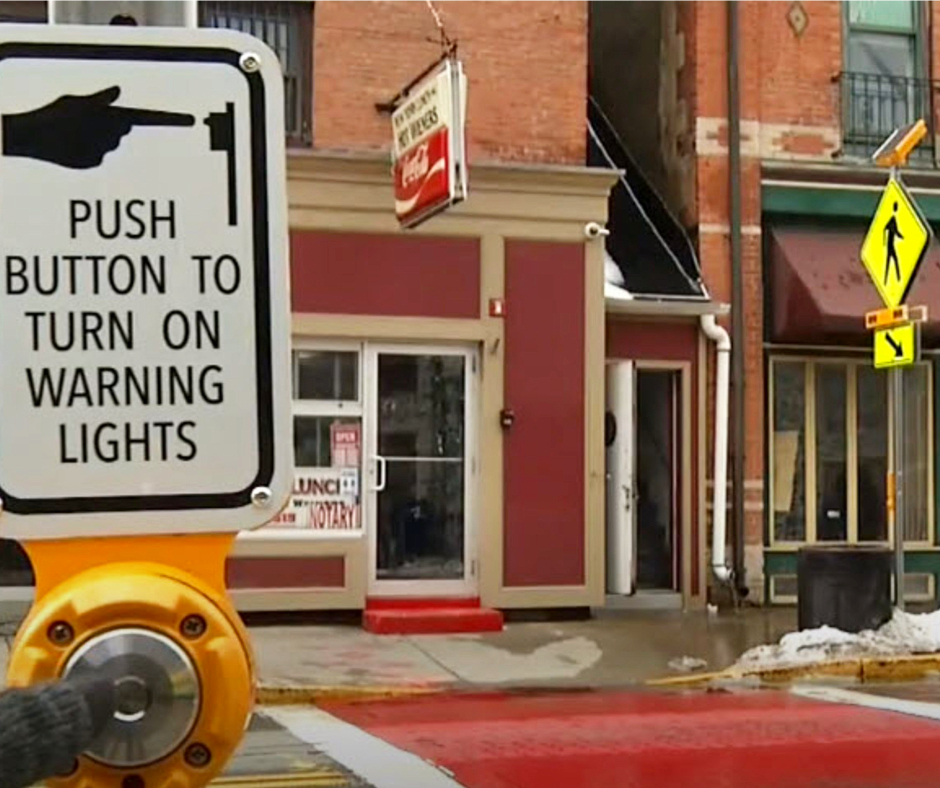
874,322,917,369
860,177,932,309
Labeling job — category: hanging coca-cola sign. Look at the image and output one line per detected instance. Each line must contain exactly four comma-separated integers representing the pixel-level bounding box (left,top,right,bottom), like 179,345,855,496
391,57,468,229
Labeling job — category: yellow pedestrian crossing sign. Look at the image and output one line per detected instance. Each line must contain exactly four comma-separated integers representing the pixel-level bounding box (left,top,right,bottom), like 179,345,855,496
874,322,918,369
860,177,933,309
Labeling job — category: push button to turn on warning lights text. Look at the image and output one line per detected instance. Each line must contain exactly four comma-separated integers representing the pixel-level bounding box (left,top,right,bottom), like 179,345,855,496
874,322,917,369
0,27,292,540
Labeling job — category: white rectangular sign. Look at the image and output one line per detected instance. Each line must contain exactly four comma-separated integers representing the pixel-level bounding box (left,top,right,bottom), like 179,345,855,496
266,468,362,532
0,24,292,539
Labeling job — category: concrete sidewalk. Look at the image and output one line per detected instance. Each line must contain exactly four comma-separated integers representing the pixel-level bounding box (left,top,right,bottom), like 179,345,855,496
249,608,797,697
0,609,796,695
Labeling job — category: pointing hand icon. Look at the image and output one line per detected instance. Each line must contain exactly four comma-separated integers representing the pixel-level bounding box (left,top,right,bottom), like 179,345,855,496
2,85,195,169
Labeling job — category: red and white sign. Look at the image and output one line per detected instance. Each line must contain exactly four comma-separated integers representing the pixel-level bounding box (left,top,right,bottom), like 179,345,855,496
392,58,468,229
331,422,361,468
268,468,361,532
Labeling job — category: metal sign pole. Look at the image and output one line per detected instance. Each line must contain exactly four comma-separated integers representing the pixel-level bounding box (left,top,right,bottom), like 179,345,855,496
892,365,905,609
890,164,905,611
864,125,931,611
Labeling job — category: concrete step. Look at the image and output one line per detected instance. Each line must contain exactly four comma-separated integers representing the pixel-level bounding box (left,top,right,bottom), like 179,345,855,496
362,600,503,635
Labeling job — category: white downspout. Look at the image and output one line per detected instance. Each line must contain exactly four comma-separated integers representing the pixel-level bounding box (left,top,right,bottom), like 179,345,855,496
700,313,733,583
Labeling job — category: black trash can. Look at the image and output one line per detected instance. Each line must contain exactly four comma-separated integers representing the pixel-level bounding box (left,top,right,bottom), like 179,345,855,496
797,544,892,633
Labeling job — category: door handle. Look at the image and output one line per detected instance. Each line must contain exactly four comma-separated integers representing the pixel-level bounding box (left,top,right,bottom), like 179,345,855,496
622,484,635,510
373,455,387,492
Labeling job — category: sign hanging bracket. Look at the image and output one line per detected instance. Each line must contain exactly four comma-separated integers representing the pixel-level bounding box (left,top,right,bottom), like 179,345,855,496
374,41,458,114
374,0,456,114
425,0,455,53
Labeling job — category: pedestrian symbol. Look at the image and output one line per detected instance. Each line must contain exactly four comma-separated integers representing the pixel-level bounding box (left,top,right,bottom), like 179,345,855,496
860,177,932,309
883,202,903,285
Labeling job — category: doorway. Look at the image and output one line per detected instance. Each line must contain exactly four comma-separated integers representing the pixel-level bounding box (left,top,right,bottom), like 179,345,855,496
605,362,684,601
365,345,477,597
635,369,680,590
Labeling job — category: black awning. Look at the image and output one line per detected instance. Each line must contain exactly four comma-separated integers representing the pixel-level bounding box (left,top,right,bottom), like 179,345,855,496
588,97,706,299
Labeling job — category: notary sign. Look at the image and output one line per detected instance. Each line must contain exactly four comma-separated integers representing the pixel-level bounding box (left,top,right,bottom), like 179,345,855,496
391,58,468,229
0,25,292,539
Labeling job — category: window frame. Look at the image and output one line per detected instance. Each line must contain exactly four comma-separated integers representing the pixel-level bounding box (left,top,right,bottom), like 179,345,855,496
290,338,364,465
767,354,935,549
844,0,926,78
239,338,365,540
292,344,364,419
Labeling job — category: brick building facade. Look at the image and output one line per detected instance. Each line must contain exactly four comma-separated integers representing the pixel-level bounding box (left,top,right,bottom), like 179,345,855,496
312,1,587,164
596,0,940,604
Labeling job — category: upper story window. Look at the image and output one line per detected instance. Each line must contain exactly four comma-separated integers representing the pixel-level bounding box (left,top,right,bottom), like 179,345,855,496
841,1,930,160
200,1,313,147
846,1,919,78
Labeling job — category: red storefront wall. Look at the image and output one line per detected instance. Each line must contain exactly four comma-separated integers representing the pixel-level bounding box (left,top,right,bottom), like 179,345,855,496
503,241,586,587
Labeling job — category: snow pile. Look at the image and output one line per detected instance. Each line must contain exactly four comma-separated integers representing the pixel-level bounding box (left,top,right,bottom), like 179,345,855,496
733,608,940,672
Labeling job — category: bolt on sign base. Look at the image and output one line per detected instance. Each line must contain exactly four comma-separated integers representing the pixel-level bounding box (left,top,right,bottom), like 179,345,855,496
6,535,254,788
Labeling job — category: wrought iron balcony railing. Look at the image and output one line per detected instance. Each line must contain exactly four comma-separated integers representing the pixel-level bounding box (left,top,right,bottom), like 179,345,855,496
837,71,936,164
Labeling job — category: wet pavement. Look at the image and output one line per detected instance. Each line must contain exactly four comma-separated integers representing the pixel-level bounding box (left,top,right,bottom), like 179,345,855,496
250,607,798,691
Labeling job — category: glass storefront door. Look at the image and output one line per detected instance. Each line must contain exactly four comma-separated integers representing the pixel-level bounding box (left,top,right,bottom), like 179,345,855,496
365,345,477,596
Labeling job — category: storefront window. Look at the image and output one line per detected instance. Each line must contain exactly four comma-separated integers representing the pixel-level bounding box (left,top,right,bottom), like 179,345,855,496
769,357,932,546
294,415,361,468
772,361,806,542
857,366,888,541
816,365,847,541
902,364,931,543
294,350,358,401
265,345,364,532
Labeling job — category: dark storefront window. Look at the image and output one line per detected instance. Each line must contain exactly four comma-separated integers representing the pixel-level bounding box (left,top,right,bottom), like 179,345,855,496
292,349,362,469
200,1,313,146
816,364,847,541
769,357,931,547
857,366,888,541
773,361,806,542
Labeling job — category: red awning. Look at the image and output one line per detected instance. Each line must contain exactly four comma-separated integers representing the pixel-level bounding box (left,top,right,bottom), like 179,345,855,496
769,223,940,344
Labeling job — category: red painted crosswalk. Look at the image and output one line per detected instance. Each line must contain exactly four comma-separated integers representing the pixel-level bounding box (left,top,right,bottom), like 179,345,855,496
323,688,940,787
